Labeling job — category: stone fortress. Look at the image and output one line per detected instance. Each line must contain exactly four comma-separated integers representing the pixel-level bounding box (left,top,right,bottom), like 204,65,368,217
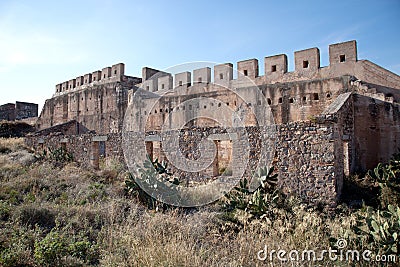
26,40,400,206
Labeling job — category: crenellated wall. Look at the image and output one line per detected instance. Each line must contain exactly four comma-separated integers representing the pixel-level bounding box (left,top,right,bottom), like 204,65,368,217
54,63,140,95
138,40,400,94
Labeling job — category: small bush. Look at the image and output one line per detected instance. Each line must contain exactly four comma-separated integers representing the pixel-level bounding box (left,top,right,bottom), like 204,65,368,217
34,229,67,266
34,228,100,266
15,204,56,229
0,200,11,221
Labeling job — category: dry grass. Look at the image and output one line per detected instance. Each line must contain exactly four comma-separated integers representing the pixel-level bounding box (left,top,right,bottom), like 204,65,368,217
0,137,26,152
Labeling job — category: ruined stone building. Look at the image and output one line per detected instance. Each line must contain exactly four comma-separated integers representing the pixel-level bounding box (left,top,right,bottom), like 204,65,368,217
0,101,38,121
26,40,400,206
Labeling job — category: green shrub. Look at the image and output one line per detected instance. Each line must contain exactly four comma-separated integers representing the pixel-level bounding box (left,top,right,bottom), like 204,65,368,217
0,200,11,221
0,243,34,267
34,228,99,266
34,229,67,266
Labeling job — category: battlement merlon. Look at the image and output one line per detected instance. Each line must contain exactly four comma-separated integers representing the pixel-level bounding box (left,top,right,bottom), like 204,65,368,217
329,40,357,65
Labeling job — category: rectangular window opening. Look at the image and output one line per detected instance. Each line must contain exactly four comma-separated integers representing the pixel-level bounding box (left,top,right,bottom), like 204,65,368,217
303,60,309,68
340,55,346,62
179,81,183,86
243,70,248,76
219,73,224,79
313,93,319,100
271,65,277,72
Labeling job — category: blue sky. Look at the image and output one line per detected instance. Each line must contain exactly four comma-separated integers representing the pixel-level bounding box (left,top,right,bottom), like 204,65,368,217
0,0,399,111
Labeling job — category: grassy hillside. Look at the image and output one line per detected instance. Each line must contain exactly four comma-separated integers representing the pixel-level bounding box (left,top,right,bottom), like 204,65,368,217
0,138,398,266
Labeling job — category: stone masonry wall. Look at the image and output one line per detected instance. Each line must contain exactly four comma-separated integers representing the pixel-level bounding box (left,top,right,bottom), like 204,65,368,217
37,83,134,134
25,133,124,168
274,121,338,206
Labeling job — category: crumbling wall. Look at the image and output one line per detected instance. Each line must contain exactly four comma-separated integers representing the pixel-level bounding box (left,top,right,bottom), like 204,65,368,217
352,94,400,172
37,83,134,134
25,133,124,168
0,103,16,121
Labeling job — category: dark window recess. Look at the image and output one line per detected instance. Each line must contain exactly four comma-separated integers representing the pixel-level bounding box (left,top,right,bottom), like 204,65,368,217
303,96,307,102
146,86,149,90
313,93,319,100
219,73,224,79
278,97,283,104
103,74,106,78
271,65,277,72
326,93,331,98
267,98,272,105
339,55,346,62
218,103,221,107
179,81,183,86
114,70,117,74
198,77,202,83
303,60,309,68
243,70,248,76
289,98,294,103
161,84,165,89
204,105,207,109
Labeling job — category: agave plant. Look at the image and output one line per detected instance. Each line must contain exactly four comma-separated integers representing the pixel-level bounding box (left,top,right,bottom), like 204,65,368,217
253,166,278,192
